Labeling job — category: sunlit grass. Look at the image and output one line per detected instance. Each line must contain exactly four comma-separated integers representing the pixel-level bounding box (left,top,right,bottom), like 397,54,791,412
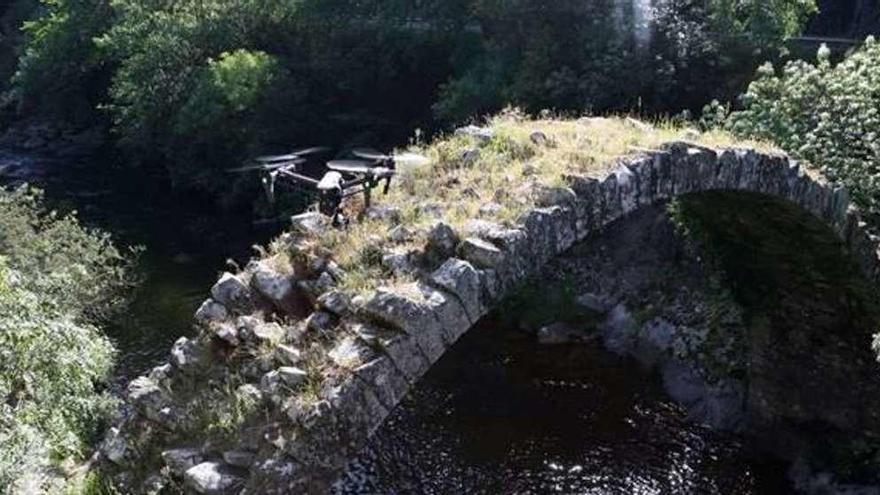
273,111,778,294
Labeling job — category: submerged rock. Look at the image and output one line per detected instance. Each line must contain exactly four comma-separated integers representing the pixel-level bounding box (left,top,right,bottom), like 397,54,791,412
537,322,596,345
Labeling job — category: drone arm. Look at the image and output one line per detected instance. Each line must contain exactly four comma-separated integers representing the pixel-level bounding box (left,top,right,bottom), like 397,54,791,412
277,169,320,186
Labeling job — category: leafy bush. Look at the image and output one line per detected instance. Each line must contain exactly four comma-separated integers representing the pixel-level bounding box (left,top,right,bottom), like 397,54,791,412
0,186,138,320
728,37,880,216
0,186,136,493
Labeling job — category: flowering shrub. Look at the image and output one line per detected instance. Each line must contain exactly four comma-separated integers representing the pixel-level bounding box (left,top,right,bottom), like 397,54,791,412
728,37,880,216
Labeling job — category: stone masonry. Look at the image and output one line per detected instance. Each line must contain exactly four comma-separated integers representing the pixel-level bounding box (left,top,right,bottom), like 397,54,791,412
106,143,880,494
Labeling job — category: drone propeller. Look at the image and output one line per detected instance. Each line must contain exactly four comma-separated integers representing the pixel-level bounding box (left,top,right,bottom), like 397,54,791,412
352,148,431,168
352,148,391,161
227,158,305,174
326,159,377,174
254,146,330,164
392,152,431,168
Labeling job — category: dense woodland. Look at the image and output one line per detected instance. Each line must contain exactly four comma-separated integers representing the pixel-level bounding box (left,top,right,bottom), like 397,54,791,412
3,1,880,494
0,0,822,196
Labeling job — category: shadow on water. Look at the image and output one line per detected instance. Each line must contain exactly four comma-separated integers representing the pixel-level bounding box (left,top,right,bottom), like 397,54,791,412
340,316,793,494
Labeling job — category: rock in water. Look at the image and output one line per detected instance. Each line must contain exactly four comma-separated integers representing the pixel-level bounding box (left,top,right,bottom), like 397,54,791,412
537,322,595,345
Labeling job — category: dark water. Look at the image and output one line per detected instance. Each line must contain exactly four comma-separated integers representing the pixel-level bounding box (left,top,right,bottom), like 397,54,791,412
339,316,793,494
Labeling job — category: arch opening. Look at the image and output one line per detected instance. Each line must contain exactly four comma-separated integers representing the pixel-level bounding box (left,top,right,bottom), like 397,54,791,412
341,190,880,491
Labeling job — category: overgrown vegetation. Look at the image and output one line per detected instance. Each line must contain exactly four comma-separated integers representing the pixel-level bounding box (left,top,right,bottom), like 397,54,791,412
0,186,136,494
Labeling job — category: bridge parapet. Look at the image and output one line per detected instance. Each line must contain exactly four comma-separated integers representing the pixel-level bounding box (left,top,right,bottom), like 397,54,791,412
104,143,880,494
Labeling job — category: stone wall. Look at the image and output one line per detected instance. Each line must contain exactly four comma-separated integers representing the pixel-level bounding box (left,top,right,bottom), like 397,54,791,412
104,143,880,494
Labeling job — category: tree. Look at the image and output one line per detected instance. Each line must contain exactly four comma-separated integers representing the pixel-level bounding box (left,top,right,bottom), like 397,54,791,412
12,0,113,123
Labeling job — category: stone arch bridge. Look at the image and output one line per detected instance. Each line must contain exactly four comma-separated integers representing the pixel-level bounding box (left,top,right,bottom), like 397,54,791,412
111,143,880,494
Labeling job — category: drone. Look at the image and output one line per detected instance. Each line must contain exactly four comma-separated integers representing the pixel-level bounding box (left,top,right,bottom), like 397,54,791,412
229,146,428,226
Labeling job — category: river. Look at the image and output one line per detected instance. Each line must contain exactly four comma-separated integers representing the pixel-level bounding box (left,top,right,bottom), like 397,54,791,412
337,315,793,494
1,149,793,493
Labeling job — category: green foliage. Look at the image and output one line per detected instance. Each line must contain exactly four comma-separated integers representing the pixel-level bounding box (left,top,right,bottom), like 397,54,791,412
434,0,817,123
0,185,139,321
0,186,136,493
7,0,817,195
729,36,880,216
12,0,112,122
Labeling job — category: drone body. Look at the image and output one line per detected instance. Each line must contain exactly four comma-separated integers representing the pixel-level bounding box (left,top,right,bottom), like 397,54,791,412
231,146,422,227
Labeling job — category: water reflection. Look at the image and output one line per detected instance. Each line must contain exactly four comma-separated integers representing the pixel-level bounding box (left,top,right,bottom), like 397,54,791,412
339,316,792,494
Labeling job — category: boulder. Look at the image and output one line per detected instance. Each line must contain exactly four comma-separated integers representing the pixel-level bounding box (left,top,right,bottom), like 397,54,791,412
455,125,495,142
214,324,239,347
461,148,481,165
365,205,402,224
251,266,294,307
260,371,282,401
381,250,416,277
170,337,207,372
306,311,334,333
127,377,175,426
317,290,352,316
291,212,328,236
278,367,308,388
430,258,485,322
184,462,243,495
457,238,504,269
195,299,228,324
426,222,460,261
314,271,336,293
275,345,303,366
101,427,127,465
222,451,255,469
161,448,204,476
534,185,577,208
210,273,253,314
388,225,415,243
251,322,284,345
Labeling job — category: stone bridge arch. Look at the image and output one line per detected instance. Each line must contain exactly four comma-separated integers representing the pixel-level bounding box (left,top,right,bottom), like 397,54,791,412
113,143,880,494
